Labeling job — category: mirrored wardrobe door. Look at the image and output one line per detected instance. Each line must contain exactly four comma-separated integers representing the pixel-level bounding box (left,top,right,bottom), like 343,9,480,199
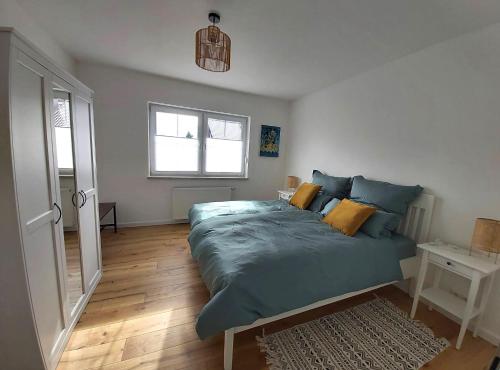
51,84,84,314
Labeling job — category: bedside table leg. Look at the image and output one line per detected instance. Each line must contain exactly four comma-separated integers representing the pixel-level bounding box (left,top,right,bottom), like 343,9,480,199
457,272,480,350
411,251,429,319
474,272,495,338
428,268,443,311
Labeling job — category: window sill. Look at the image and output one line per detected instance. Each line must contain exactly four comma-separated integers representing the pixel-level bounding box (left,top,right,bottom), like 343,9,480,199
148,175,249,180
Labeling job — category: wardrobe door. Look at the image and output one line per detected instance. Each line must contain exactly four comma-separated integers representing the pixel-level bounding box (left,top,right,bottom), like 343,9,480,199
11,50,66,369
73,91,101,291
49,76,85,318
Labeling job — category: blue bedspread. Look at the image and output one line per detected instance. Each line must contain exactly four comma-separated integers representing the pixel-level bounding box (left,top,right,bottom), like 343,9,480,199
188,201,415,339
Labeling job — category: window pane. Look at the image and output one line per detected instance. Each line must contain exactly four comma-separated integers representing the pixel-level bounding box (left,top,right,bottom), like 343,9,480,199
207,118,225,139
155,136,199,172
205,138,243,173
156,112,177,136
54,99,71,128
225,121,242,140
55,127,74,169
178,115,198,139
208,118,242,141
156,112,198,138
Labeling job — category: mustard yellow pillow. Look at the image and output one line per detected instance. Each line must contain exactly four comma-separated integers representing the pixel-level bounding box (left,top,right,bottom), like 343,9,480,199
323,199,376,236
289,183,321,210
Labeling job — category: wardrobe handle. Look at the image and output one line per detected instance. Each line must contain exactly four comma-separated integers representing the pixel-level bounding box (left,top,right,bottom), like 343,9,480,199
72,192,77,207
54,203,62,224
78,191,86,208
83,191,87,206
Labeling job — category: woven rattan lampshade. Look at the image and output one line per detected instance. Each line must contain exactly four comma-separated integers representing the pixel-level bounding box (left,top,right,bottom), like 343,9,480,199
195,13,231,72
287,176,299,190
471,218,500,254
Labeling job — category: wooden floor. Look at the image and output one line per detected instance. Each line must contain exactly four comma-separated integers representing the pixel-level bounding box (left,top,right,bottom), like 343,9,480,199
58,224,496,370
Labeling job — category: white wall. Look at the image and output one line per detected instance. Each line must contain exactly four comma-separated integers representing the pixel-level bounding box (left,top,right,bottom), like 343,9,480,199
0,0,74,72
76,62,289,227
286,23,500,343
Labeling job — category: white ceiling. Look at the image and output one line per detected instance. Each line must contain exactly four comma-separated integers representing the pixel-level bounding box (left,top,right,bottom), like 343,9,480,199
16,0,500,99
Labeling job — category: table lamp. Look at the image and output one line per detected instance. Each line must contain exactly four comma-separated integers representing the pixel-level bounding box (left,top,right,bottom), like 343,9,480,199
470,218,500,263
287,176,299,191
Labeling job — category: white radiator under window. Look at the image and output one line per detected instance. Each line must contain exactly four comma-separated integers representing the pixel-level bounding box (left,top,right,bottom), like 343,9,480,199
172,187,233,220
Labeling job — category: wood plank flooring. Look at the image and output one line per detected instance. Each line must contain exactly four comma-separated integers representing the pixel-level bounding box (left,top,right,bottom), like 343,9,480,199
58,224,496,370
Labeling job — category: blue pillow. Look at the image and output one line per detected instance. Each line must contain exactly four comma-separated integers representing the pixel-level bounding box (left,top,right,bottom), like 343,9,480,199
307,193,334,213
360,210,401,238
320,198,341,216
350,176,423,215
312,170,351,199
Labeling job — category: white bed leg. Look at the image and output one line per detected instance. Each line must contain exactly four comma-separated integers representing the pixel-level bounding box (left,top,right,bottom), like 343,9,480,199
224,329,235,370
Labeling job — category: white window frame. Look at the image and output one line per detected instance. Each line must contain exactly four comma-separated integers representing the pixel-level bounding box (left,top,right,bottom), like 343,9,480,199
148,102,250,178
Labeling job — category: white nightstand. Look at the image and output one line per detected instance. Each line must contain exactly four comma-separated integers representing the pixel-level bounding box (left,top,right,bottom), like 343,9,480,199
410,242,500,350
277,190,294,201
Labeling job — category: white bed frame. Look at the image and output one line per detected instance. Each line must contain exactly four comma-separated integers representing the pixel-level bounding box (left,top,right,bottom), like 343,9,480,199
223,193,435,370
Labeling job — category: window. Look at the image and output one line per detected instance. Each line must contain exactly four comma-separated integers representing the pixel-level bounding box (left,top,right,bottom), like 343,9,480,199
53,92,74,173
148,103,249,178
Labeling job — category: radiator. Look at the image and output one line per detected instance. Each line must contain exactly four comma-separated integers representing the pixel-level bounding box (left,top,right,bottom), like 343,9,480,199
172,187,233,220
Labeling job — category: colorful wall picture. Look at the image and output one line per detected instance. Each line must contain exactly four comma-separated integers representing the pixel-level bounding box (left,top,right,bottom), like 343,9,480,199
259,125,281,157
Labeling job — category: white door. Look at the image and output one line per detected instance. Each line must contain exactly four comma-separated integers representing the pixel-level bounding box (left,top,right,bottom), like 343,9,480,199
73,91,101,291
11,50,67,369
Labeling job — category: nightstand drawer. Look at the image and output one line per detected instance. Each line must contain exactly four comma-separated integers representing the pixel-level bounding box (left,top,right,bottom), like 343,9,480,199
429,253,473,278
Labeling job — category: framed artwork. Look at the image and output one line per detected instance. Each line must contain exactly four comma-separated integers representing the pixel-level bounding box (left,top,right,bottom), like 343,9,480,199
259,125,281,157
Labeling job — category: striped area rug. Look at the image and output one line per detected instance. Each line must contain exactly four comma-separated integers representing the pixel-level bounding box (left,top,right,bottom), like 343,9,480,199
257,298,448,370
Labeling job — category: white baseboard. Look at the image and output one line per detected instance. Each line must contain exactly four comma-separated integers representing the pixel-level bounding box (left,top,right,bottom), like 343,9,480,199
478,326,500,346
116,219,188,228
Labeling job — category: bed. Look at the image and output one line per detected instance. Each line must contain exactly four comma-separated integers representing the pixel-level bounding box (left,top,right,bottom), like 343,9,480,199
188,195,435,370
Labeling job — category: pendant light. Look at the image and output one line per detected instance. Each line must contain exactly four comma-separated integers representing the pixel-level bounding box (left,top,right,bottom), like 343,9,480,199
195,12,231,72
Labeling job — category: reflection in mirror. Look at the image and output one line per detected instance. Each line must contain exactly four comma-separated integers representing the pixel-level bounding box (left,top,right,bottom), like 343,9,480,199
53,89,84,310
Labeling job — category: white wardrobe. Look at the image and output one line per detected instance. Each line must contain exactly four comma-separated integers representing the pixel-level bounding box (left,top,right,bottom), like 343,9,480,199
0,29,102,369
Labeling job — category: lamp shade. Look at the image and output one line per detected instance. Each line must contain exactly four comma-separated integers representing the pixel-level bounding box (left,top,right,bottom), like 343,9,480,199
195,25,231,72
287,176,299,189
471,218,500,253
